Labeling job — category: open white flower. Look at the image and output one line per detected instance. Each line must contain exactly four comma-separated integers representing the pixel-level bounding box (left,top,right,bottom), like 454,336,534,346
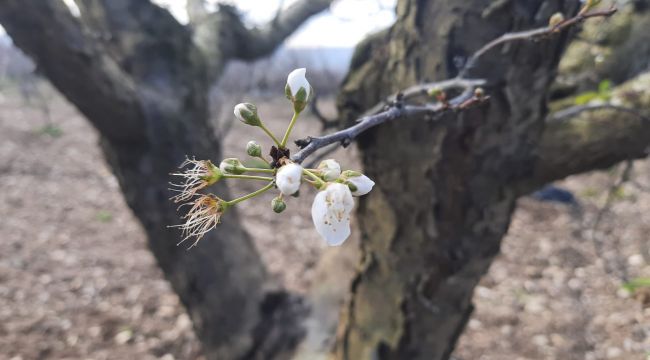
276,163,303,195
311,183,354,246
286,68,311,99
318,159,341,181
346,173,375,196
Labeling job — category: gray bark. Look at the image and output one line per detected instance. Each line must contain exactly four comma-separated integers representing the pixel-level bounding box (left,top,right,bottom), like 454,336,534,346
335,1,582,358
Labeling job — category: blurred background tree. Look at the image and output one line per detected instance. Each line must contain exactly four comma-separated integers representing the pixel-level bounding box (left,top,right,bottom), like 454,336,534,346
0,0,648,359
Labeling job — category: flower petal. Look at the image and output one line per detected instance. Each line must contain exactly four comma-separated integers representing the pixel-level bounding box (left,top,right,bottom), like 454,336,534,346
348,174,375,196
311,183,354,246
287,68,311,98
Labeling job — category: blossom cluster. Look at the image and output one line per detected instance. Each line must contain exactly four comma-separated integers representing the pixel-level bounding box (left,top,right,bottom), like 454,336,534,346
170,68,374,248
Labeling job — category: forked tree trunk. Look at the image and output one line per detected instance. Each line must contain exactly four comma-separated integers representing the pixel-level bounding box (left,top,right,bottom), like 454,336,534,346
334,0,579,358
0,2,305,359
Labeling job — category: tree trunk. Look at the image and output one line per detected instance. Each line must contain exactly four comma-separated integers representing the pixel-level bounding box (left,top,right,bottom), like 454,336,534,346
0,2,306,359
335,1,579,358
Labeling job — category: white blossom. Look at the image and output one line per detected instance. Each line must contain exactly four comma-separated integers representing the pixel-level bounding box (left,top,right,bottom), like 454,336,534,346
286,68,311,99
318,159,341,181
276,163,303,195
346,174,375,196
311,183,354,246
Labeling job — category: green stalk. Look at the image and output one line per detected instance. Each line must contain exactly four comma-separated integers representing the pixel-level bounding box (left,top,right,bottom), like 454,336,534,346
224,174,274,181
227,181,275,205
243,167,275,174
259,124,282,147
280,111,300,148
302,168,325,187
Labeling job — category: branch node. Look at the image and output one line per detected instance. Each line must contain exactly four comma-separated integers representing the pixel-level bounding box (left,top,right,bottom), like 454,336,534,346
294,137,312,149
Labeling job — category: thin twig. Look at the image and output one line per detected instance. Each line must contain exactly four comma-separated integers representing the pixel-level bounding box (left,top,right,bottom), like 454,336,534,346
363,78,485,116
292,90,485,163
458,7,617,78
549,104,650,123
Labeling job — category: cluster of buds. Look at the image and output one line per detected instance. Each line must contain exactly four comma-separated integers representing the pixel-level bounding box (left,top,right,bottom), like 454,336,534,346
170,68,374,248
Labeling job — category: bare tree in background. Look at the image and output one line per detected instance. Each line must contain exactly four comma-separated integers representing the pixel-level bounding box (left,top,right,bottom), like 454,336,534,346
1,0,649,359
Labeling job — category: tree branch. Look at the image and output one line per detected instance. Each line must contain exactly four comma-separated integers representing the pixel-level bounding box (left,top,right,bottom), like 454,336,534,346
0,0,144,142
292,85,487,163
230,0,333,60
517,72,650,194
192,0,333,80
459,7,617,78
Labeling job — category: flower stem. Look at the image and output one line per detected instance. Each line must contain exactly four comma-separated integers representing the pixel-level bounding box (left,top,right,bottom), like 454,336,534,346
259,124,282,147
227,181,275,205
224,174,274,181
280,111,300,148
256,156,271,166
243,167,275,174
302,169,325,187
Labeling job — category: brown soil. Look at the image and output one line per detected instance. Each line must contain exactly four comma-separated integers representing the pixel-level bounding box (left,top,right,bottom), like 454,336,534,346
0,85,648,360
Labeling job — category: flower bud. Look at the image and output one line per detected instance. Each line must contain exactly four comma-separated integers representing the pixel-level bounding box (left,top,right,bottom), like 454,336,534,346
285,68,312,112
317,159,341,182
246,141,262,157
276,163,303,195
219,158,246,175
234,103,261,126
271,196,287,213
548,12,565,28
341,170,375,196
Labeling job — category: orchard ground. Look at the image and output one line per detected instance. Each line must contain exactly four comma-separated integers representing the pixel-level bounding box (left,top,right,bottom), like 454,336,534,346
0,83,648,360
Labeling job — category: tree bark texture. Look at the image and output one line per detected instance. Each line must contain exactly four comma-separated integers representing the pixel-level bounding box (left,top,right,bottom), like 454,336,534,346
0,1,314,359
335,1,582,358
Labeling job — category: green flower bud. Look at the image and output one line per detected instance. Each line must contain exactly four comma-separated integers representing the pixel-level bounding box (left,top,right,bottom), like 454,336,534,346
286,68,312,113
219,158,246,175
246,141,262,157
234,103,261,127
272,196,287,213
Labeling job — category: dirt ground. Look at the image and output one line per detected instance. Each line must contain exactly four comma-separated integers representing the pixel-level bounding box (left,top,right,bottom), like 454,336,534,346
0,84,648,360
